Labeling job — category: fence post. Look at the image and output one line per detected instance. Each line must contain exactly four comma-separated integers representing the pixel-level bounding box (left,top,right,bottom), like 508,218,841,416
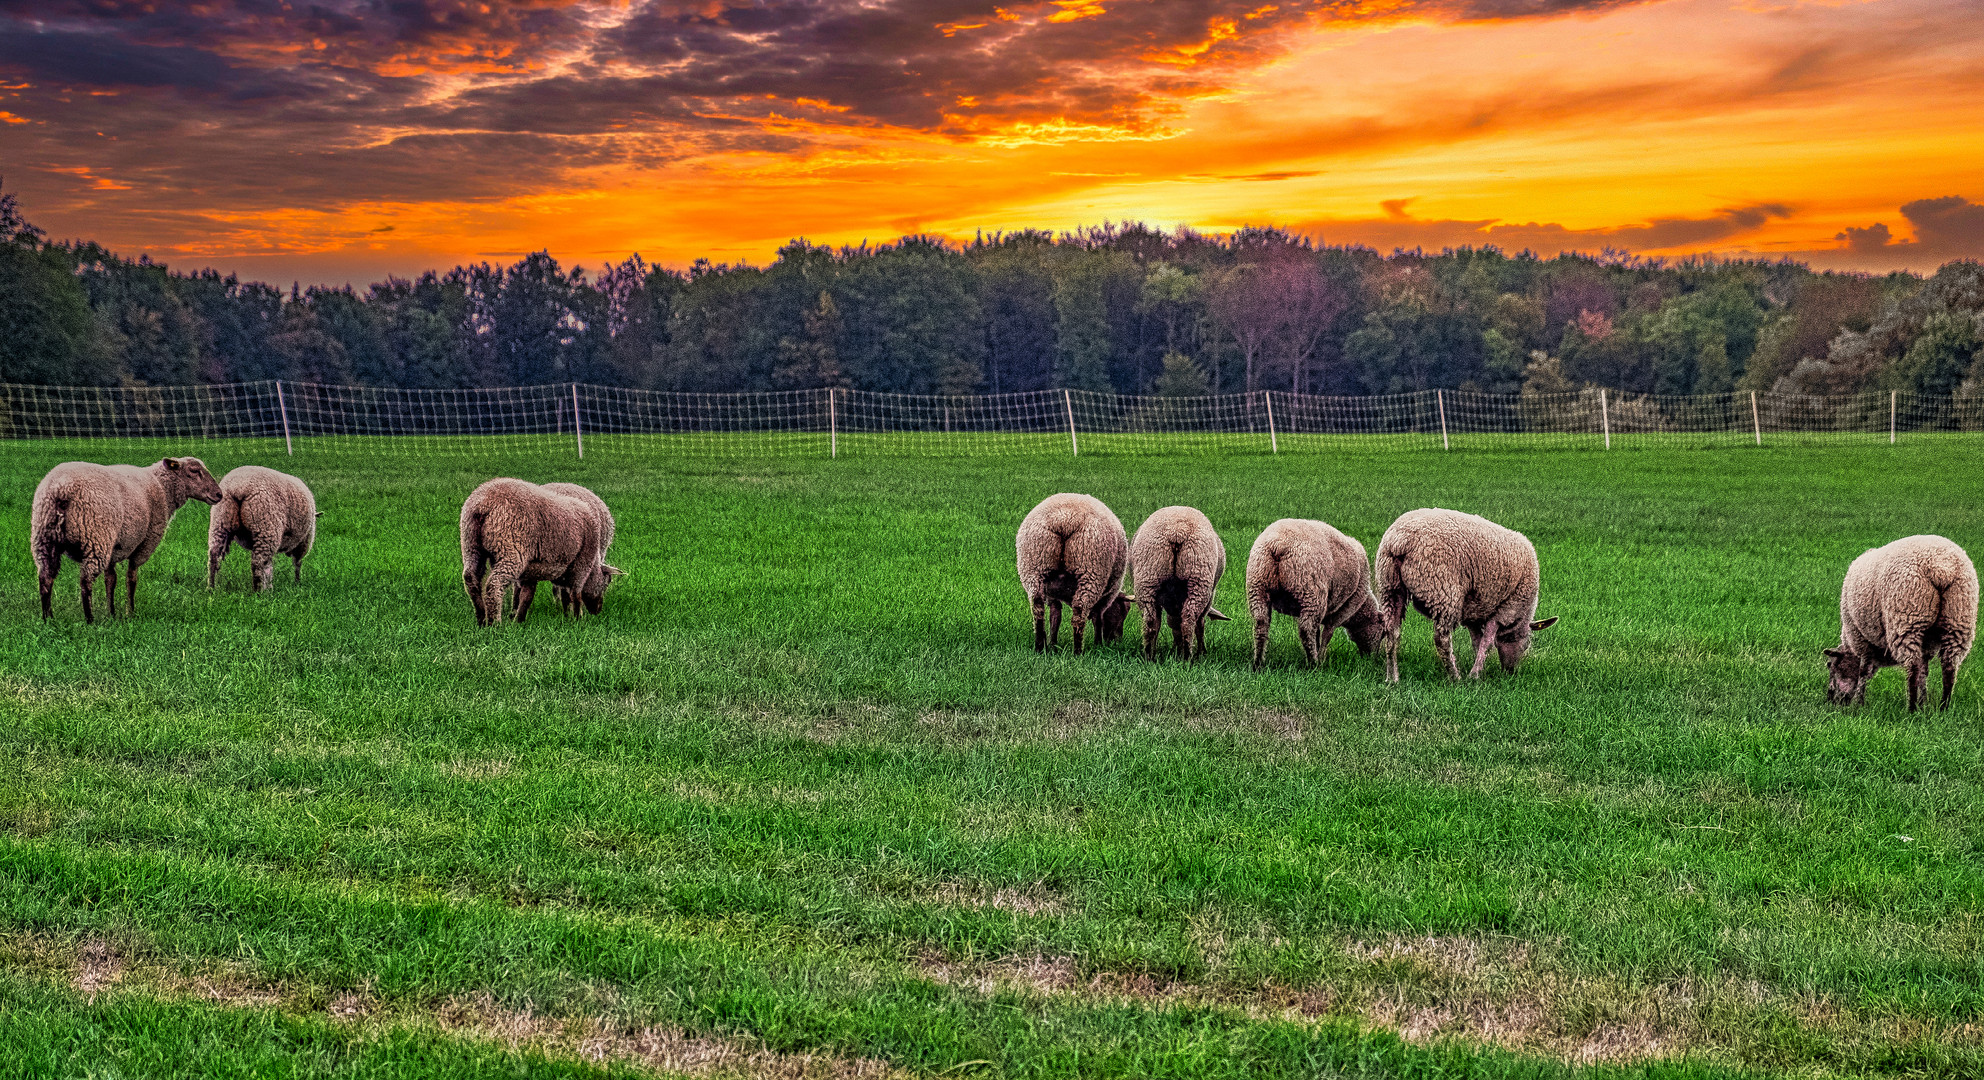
1265,390,1278,454
1891,390,1897,445
1064,389,1079,457
1600,388,1611,450
1436,389,1449,451
1750,390,1761,446
570,383,584,458
275,380,293,456
829,388,838,459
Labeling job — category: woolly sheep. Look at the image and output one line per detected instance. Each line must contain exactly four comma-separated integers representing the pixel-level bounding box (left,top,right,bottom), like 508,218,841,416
1015,492,1133,654
31,457,223,622
1130,505,1231,661
1374,507,1557,683
459,478,623,627
542,482,618,617
1826,534,1977,711
207,466,319,591
1245,518,1385,671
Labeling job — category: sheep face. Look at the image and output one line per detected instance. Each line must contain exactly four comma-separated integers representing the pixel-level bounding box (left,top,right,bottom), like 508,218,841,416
164,457,224,504
1496,616,1558,673
1823,647,1870,705
1096,593,1133,643
579,564,625,615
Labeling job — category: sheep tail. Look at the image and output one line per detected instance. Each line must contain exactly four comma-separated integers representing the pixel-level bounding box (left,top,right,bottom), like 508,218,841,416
1373,546,1408,647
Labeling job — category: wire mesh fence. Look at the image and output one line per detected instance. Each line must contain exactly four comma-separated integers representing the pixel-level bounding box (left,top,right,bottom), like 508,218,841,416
0,381,1971,459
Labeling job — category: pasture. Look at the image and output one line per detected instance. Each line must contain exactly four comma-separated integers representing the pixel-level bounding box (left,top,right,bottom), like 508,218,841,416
0,440,1979,1078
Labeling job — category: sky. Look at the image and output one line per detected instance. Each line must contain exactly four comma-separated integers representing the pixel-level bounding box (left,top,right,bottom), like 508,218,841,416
1,0,1981,286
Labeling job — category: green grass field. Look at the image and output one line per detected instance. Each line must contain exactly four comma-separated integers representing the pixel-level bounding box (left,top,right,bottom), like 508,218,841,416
0,441,1979,1079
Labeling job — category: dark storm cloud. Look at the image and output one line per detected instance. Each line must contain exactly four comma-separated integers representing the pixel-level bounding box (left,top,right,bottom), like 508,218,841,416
0,0,1669,214
1834,196,1984,260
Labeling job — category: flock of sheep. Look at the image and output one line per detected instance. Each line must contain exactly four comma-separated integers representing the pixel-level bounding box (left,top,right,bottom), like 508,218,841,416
1017,492,1979,710
23,455,1981,711
27,456,619,628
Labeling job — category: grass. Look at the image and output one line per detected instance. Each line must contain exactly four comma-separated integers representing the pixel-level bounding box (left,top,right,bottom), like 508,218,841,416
0,439,1979,1078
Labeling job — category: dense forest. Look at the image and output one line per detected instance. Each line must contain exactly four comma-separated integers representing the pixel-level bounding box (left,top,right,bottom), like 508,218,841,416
2,188,1979,399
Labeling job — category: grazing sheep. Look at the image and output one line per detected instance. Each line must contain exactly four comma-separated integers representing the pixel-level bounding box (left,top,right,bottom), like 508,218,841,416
1130,505,1231,661
1016,492,1133,654
1246,518,1385,671
1374,508,1557,683
31,457,224,622
459,478,622,627
1826,534,1977,711
207,466,319,591
542,482,619,617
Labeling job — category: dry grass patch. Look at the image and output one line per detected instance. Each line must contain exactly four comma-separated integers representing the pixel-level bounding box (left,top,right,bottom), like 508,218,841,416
918,880,1067,916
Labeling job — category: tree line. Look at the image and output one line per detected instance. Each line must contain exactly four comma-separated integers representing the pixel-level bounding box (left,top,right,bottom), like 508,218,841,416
2,188,1979,399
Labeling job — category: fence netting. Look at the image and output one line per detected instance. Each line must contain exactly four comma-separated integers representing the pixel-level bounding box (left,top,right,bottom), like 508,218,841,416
0,382,1967,458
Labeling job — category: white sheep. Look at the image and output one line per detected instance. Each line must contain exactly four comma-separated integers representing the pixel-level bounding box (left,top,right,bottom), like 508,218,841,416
1826,534,1977,711
542,482,618,617
1130,505,1231,661
1016,492,1132,653
31,457,224,622
207,465,319,591
1246,518,1385,670
1374,508,1557,683
460,478,622,626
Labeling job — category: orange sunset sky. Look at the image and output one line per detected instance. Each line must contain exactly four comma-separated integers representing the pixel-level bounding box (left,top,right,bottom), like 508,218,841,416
2,0,1980,286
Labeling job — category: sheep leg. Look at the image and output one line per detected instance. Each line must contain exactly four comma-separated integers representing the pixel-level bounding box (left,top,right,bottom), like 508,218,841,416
1252,612,1271,671
78,567,95,624
1467,620,1499,679
292,553,304,585
1298,612,1325,668
1942,651,1961,710
207,539,226,589
36,551,57,621
1048,601,1062,649
513,581,539,625
1895,638,1927,712
125,563,139,616
482,557,525,626
251,533,279,592
1141,601,1165,662
1433,620,1462,681
102,565,118,618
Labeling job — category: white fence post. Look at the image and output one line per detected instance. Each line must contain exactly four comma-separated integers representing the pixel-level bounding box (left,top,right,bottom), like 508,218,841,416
1064,389,1079,457
1265,390,1278,454
1891,390,1897,444
1750,390,1760,446
829,388,838,458
275,380,293,456
1436,389,1449,451
1600,388,1611,450
571,383,584,458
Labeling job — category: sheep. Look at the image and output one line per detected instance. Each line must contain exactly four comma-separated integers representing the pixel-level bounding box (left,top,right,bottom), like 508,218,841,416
459,478,623,627
1130,505,1231,661
542,482,618,617
1826,534,1977,711
1015,492,1133,654
1246,518,1385,671
31,456,224,622
207,466,319,591
1374,508,1557,683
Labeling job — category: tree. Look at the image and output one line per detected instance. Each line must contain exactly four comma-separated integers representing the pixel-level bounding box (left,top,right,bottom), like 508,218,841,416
1152,350,1210,397
773,291,846,389
0,191,104,384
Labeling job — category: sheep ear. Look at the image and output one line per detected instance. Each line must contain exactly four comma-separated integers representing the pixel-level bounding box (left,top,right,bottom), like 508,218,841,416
1822,647,1847,660
603,564,626,578
1119,592,1135,603
314,511,323,518
162,457,182,470
1207,607,1233,621
1530,616,1558,632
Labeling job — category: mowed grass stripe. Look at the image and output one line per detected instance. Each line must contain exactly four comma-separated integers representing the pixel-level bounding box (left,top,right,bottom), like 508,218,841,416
1,443,1981,1075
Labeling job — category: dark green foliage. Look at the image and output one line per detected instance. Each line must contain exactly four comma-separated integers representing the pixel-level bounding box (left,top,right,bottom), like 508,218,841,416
0,185,1974,397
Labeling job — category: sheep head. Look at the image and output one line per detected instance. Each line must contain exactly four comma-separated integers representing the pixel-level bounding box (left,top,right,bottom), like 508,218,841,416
1096,593,1133,643
1496,616,1557,673
160,456,224,505
1823,647,1869,705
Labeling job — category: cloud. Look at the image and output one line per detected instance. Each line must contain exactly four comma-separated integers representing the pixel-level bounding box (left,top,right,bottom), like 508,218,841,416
1827,196,1984,260
1295,201,1795,256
